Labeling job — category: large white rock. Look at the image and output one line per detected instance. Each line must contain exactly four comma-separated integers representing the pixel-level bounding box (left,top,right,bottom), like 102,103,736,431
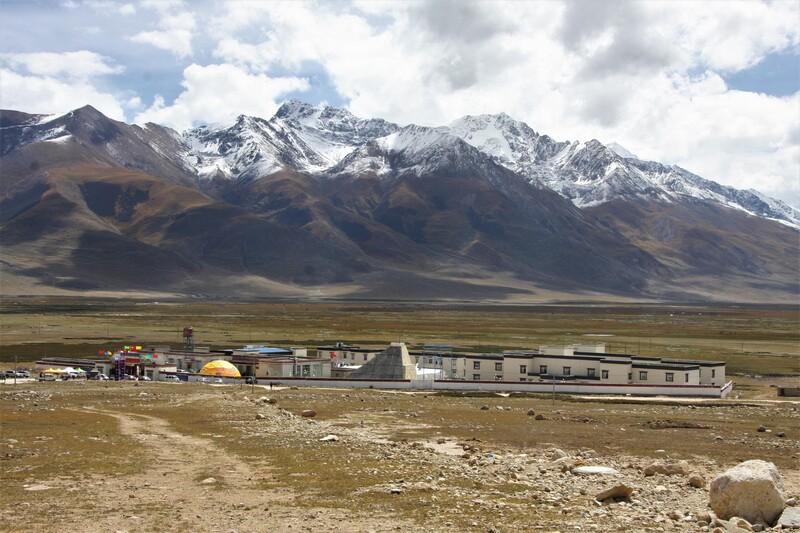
709,460,785,526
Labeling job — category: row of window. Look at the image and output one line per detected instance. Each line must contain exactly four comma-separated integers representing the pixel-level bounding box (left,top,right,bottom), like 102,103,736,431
472,362,505,371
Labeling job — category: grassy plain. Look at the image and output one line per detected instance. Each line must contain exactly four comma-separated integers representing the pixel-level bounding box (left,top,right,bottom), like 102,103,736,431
0,297,798,376
1,381,798,532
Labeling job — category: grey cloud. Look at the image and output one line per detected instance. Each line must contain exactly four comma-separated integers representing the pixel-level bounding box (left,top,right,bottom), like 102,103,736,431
411,0,514,44
574,80,629,127
559,0,676,79
408,0,519,90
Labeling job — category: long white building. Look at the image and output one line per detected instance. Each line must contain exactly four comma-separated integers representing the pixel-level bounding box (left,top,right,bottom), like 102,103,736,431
320,342,726,387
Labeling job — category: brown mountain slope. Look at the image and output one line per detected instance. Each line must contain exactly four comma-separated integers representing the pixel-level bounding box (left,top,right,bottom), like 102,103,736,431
587,199,800,300
0,164,370,292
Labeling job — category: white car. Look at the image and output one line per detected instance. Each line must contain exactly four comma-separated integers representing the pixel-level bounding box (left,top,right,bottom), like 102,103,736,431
213,378,223,384
164,375,181,382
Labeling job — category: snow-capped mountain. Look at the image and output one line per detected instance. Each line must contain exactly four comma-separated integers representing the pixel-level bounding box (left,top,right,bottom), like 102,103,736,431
183,100,398,181
179,102,798,227
2,103,798,302
441,113,800,226
3,101,797,228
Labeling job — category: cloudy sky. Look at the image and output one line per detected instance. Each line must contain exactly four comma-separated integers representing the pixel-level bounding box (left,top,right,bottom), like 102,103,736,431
1,0,799,206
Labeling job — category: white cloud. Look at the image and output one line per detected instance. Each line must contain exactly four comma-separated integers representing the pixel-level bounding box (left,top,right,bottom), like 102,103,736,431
3,0,797,205
0,50,126,119
0,51,124,80
133,63,309,130
130,4,195,58
0,68,125,119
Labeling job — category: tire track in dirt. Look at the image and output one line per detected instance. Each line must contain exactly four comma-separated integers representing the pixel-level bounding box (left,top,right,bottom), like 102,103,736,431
68,407,295,533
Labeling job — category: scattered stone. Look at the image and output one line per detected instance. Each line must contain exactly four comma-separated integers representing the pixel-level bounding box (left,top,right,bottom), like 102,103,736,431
527,409,536,416
668,510,683,521
757,425,767,433
644,460,690,476
776,432,786,438
550,449,568,460
260,397,278,404
595,484,634,501
319,434,339,442
23,485,52,491
256,413,266,420
715,436,725,442
573,466,619,475
646,419,713,429
689,474,706,488
535,414,545,420
777,507,800,529
709,460,786,526
200,477,217,485
301,410,317,418
480,405,490,410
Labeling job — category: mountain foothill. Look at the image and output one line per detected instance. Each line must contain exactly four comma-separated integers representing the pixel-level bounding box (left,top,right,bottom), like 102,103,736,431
1,101,797,302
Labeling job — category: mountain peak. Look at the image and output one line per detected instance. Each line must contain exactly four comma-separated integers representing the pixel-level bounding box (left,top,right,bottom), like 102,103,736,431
274,100,321,122
607,142,639,159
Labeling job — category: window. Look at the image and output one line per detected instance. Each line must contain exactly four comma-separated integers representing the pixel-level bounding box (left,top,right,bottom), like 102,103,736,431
519,365,527,374
587,368,596,378
473,374,481,380
685,373,689,382
639,371,648,381
539,365,547,374
666,372,674,382
495,363,503,372
601,370,609,379
473,361,481,370
428,357,434,364
495,375,503,381
628,373,632,381
563,366,571,376
363,354,368,361
711,369,716,378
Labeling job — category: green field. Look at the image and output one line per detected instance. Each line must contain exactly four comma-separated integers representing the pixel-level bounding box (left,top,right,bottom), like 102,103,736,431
0,297,797,376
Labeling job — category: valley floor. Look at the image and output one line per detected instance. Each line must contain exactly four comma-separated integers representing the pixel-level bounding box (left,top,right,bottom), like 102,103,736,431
1,380,798,532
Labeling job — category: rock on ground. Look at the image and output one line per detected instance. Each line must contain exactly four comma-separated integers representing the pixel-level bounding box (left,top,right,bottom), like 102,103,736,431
644,460,690,476
777,506,800,529
709,460,786,526
595,484,633,501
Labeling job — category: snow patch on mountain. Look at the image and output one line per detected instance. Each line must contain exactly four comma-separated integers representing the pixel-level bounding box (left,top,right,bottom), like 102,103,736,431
606,142,639,159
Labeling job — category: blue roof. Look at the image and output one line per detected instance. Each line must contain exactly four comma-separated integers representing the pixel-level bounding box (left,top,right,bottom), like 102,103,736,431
237,345,291,354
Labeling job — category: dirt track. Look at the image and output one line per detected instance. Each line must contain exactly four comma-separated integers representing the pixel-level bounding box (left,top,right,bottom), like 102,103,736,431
1,383,798,532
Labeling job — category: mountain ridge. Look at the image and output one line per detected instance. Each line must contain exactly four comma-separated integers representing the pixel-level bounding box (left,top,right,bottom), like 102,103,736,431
1,102,797,302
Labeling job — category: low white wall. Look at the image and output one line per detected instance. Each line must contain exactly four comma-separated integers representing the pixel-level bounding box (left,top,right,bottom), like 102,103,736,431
256,377,728,397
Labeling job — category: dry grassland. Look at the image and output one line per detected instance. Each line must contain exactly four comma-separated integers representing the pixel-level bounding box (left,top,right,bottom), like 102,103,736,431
1,298,798,376
1,381,798,532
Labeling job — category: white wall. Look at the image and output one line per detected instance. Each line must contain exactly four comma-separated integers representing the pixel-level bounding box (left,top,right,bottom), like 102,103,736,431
263,377,731,397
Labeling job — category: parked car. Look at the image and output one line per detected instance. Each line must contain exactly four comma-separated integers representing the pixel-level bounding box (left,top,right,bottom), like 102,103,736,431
245,377,258,384
213,378,223,384
124,374,138,381
91,374,109,381
139,375,152,381
39,373,56,382
198,377,209,383
164,375,181,382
